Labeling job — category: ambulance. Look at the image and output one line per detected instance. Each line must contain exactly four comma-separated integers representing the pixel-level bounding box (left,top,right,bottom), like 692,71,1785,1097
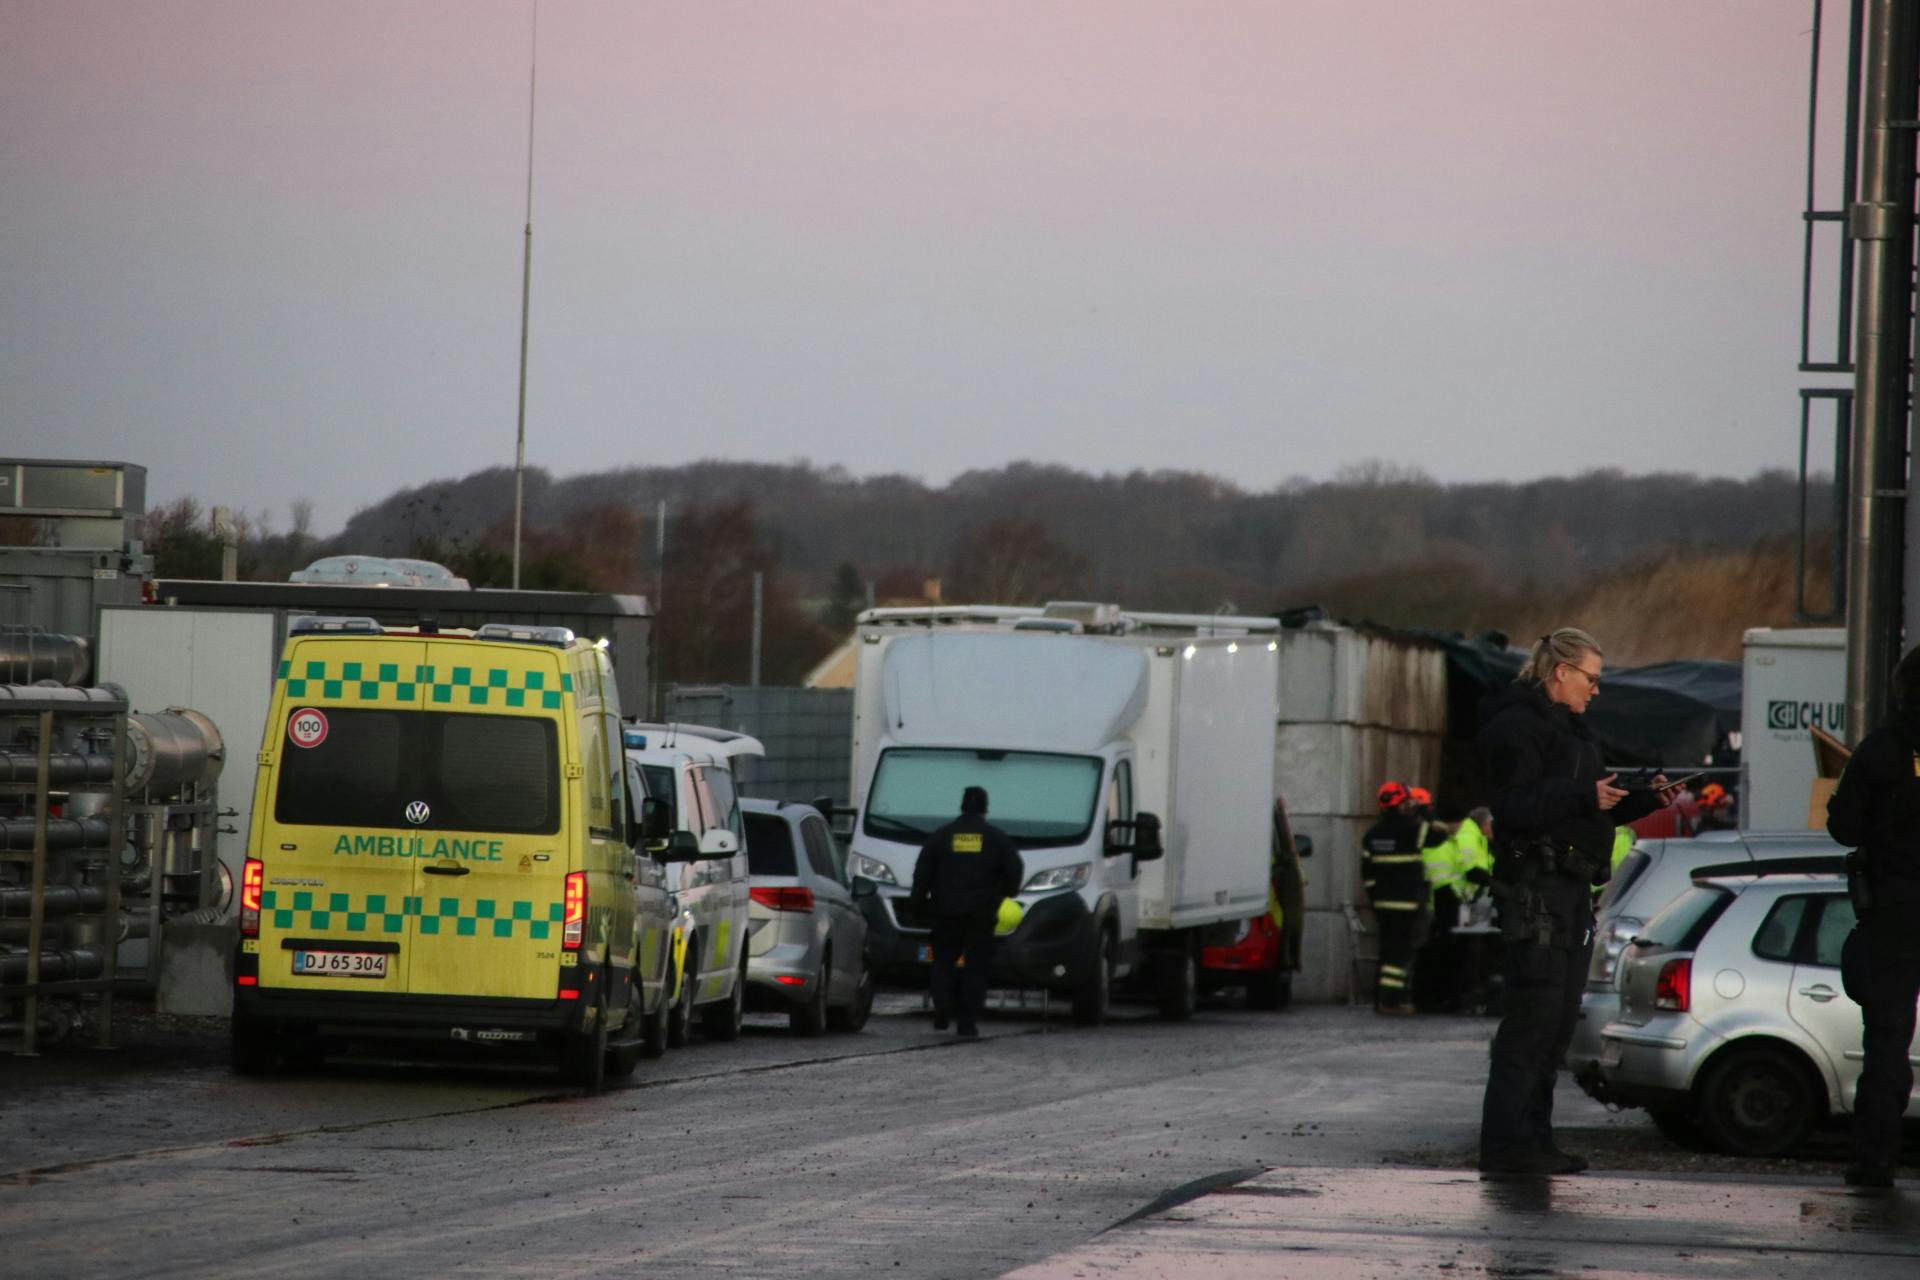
231,617,685,1090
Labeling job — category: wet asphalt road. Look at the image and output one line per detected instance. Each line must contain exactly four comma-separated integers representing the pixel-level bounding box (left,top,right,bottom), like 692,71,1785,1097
1,995,1913,1278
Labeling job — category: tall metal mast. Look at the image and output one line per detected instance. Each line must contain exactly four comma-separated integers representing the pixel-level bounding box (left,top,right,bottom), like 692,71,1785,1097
511,1,539,590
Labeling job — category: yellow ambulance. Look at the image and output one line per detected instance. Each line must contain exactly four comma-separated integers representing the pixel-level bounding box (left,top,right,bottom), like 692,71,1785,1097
232,617,682,1090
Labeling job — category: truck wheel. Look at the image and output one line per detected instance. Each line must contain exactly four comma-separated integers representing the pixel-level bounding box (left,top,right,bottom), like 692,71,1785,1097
667,945,697,1049
1156,946,1198,1022
828,951,875,1033
790,950,829,1036
1071,931,1113,1027
563,991,609,1093
703,951,747,1041
640,975,670,1059
1245,968,1291,1012
607,978,644,1079
230,1015,278,1076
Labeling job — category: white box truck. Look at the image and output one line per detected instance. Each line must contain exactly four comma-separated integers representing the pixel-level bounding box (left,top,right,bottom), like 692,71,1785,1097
843,620,1278,1022
1740,627,1845,830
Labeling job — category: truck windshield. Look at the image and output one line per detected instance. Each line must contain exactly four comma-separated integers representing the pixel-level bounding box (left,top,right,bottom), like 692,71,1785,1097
864,748,1103,846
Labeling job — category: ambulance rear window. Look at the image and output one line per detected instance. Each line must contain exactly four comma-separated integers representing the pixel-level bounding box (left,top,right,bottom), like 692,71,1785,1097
275,709,560,834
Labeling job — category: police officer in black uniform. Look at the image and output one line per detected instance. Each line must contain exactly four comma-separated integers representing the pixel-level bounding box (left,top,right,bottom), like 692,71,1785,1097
912,786,1024,1037
1476,629,1671,1176
1361,782,1431,1014
1825,644,1920,1189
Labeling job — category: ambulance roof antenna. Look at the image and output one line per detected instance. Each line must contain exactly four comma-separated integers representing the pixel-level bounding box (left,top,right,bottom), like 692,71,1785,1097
510,0,539,590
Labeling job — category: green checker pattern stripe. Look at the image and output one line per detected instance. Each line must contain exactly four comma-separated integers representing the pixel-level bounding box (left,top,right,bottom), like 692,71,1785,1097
277,660,572,709
261,889,565,939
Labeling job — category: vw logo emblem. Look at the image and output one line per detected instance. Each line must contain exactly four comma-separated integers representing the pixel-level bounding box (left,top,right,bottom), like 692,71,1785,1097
404,800,431,825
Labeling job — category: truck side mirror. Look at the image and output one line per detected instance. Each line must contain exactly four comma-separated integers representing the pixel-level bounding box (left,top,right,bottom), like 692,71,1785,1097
1131,812,1164,862
641,797,673,844
1293,833,1313,859
658,830,701,863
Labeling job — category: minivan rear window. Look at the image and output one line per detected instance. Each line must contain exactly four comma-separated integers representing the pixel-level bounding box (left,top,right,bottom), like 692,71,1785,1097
275,709,559,834
745,812,797,876
1637,884,1733,951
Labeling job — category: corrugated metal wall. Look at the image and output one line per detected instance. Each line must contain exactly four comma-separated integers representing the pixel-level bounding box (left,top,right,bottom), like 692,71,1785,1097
664,684,856,805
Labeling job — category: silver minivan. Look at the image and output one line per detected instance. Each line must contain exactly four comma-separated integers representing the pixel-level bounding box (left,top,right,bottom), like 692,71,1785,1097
742,798,874,1035
1570,829,1845,1094
1599,870,1920,1156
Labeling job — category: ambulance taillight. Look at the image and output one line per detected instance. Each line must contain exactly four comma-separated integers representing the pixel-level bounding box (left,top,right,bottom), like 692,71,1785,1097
563,872,587,950
240,857,264,937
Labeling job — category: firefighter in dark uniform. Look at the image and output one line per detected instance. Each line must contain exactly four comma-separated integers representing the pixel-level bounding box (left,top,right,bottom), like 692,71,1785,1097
1825,643,1920,1189
1476,628,1672,1177
1362,781,1431,1015
912,786,1024,1037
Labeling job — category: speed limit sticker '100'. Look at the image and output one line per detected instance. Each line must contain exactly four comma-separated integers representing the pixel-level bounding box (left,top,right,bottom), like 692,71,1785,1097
288,707,330,749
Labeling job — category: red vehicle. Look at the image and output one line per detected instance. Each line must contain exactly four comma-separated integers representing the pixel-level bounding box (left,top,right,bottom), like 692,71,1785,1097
1200,797,1307,1010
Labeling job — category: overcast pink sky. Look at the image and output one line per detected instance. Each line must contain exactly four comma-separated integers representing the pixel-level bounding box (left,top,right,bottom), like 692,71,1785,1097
4,2,1829,533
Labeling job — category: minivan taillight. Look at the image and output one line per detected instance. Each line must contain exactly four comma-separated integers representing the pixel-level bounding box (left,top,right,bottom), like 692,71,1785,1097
751,886,815,913
1654,957,1691,1012
239,857,264,937
563,872,587,950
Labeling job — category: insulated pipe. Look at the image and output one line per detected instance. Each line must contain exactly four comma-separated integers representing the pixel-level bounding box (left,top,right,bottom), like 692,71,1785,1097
0,630,91,686
123,708,224,791
0,751,117,785
0,919,69,945
0,884,108,918
0,948,103,982
0,816,114,853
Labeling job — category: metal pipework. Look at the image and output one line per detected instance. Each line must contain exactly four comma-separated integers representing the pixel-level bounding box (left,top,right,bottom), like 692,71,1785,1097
0,750,116,785
0,948,103,982
0,816,114,853
0,628,92,686
0,1003,77,1045
123,708,224,792
0,884,108,917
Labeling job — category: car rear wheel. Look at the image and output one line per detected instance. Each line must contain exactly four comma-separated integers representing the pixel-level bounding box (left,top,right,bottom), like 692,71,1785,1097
1697,1044,1821,1157
703,950,747,1041
790,950,830,1036
1245,967,1291,1012
828,951,875,1033
1646,1102,1712,1152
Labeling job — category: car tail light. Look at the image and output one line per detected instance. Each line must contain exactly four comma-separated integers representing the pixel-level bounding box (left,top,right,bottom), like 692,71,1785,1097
1654,957,1691,1012
239,858,264,937
751,886,815,913
563,872,587,950
775,974,806,987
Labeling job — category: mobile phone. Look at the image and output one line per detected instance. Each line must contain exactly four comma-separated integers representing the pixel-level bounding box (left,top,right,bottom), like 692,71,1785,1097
1654,771,1704,793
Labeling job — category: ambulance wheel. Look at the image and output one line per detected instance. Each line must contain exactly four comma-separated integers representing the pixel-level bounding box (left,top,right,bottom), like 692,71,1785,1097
1246,968,1291,1012
828,951,874,1033
563,993,609,1093
667,946,697,1049
703,950,747,1041
789,949,829,1036
1071,930,1113,1026
1156,946,1198,1022
639,977,670,1060
230,1015,278,1076
607,979,644,1080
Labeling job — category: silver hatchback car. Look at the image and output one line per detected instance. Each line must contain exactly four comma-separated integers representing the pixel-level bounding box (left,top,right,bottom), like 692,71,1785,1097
742,798,875,1035
1570,830,1845,1095
1599,870,1920,1156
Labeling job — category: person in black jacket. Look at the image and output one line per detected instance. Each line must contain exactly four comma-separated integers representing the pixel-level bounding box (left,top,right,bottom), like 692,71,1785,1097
1825,645,1920,1189
1361,781,1432,1014
1476,628,1673,1176
912,786,1025,1037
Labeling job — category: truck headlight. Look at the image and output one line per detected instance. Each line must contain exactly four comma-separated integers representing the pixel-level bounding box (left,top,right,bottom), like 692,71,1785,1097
1022,863,1091,893
849,852,899,886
